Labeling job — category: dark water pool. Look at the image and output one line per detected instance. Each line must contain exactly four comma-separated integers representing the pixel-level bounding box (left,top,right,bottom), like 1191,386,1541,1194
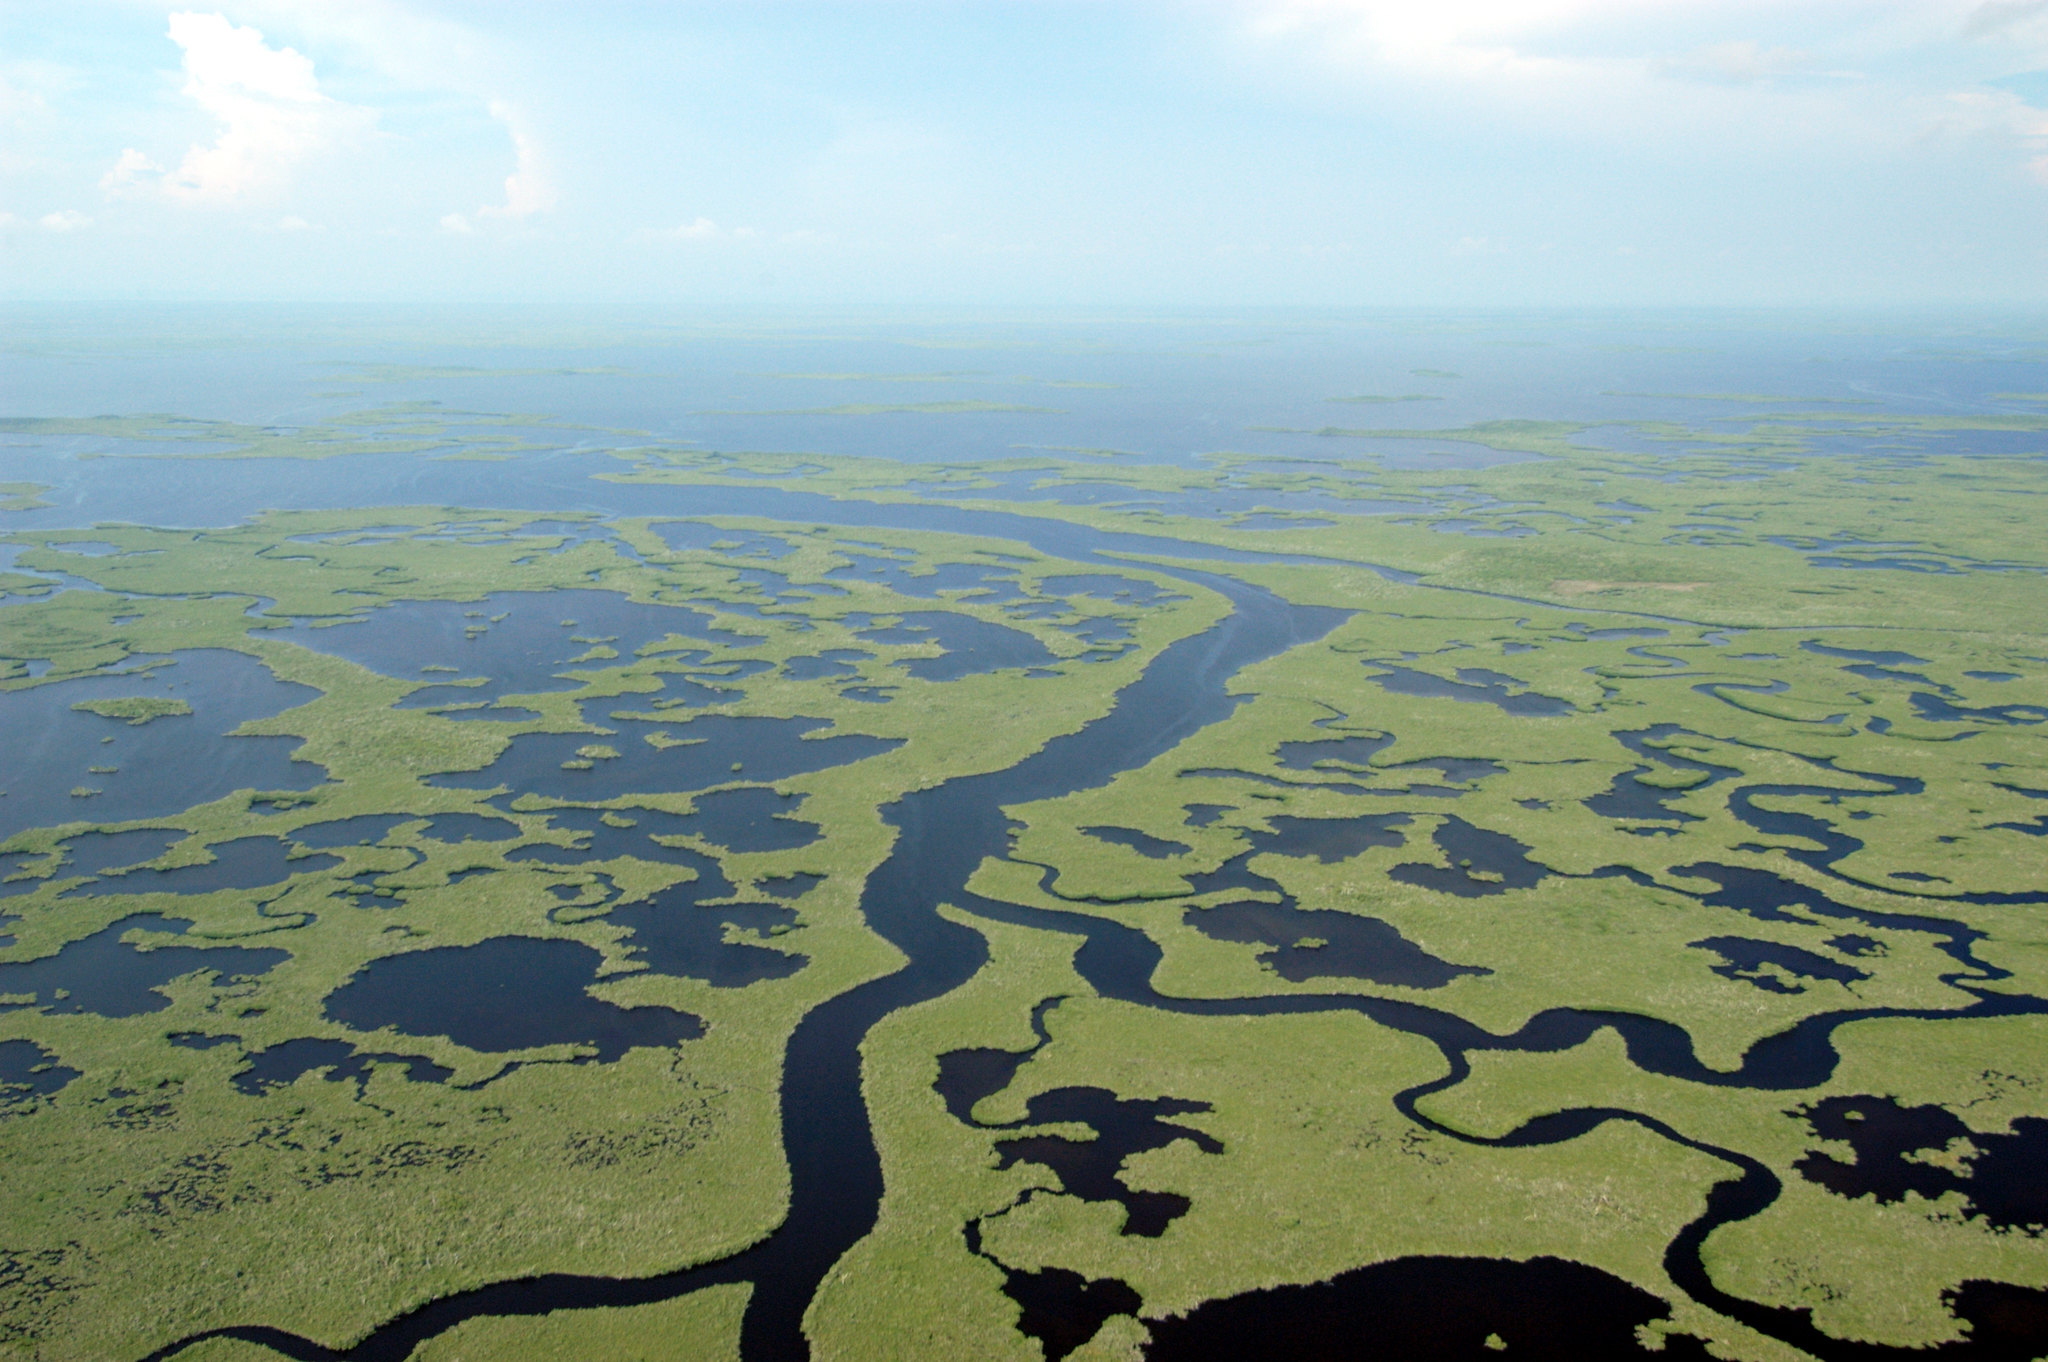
1138,1255,1714,1361
0,649,325,844
430,708,900,803
990,1088,1223,1238
1388,818,1550,897
848,610,1058,680
507,791,819,860
324,935,703,1059
782,650,869,681
608,892,806,988
1690,936,1870,994
58,827,182,877
232,1037,454,1096
1365,664,1573,717
289,814,412,848
1083,826,1190,859
652,523,796,558
1275,734,1394,771
1795,1095,2048,1233
0,1038,80,1103
1186,900,1487,989
0,915,288,1017
63,836,340,897
1246,814,1408,864
270,589,760,709
826,555,1028,602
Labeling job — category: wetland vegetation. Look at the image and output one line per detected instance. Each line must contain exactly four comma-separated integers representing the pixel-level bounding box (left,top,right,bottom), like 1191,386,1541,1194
1,315,2045,1361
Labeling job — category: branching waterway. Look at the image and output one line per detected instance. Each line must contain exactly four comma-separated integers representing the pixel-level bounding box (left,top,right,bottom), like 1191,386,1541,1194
127,493,2048,1361
134,538,1344,1361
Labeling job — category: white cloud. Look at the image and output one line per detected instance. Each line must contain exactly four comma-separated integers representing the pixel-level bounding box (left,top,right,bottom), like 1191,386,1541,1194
1228,0,2048,183
1678,40,1816,84
1228,0,1738,159
0,71,51,122
1231,1,1894,102
1963,0,2048,40
1,64,72,173
150,5,555,223
636,218,801,245
477,100,556,219
1933,85,2048,141
40,209,92,231
635,218,830,248
224,1,488,95
1240,0,1662,83
646,217,723,241
108,12,370,204
1449,234,1507,255
439,212,473,234
277,214,311,230
1236,0,1884,117
101,147,163,195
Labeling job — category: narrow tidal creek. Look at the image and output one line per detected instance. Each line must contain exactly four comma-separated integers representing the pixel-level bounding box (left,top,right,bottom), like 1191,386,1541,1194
139,520,2048,1362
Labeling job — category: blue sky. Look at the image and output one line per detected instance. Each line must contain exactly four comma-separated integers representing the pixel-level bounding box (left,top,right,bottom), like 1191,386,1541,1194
4,1,2047,305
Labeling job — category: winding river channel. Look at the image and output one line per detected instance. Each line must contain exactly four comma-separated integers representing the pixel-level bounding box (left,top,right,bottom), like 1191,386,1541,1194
15,456,2036,1362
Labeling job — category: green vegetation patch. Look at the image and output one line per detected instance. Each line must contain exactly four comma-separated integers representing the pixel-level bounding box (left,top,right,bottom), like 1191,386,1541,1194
68,696,193,724
410,1283,747,1361
0,408,567,463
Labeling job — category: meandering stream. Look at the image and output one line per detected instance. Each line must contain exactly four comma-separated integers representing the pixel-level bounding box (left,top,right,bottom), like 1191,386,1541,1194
23,469,2027,1361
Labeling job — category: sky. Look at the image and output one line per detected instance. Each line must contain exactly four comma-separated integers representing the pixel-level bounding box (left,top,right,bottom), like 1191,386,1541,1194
3,0,2047,307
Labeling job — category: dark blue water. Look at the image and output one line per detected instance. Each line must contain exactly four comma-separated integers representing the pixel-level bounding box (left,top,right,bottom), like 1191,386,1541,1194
429,709,899,802
0,649,325,843
324,936,703,1060
269,590,758,711
0,915,289,1017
